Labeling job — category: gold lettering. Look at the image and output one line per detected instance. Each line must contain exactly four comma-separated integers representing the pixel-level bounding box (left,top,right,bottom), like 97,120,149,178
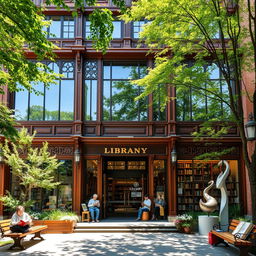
134,148,140,154
115,148,120,154
104,148,110,154
141,148,148,154
105,147,148,154
127,148,134,154
121,148,127,154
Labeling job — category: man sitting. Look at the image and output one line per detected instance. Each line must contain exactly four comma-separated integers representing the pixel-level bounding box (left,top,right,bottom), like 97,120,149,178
88,194,100,223
10,205,32,233
136,194,151,221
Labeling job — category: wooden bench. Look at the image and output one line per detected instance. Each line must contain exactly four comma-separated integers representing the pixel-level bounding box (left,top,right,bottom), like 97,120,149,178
211,219,256,256
0,219,47,250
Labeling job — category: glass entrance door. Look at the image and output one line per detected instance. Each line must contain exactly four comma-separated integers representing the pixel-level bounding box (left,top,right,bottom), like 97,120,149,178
103,157,147,217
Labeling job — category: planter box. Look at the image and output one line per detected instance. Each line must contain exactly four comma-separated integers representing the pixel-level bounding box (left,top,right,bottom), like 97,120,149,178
33,220,75,234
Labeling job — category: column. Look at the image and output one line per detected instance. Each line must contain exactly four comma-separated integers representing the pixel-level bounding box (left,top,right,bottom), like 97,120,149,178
74,51,83,135
148,155,154,198
167,139,177,216
72,137,83,215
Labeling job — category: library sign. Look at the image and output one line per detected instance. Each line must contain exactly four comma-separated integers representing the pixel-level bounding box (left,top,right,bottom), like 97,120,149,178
104,147,147,154
83,144,167,155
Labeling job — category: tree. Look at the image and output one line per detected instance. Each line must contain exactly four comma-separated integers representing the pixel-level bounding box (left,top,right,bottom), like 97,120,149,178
0,104,17,140
123,0,256,221
0,0,126,139
0,128,62,210
0,0,126,95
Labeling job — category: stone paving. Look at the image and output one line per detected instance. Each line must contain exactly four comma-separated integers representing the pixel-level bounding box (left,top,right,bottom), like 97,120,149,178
0,232,240,256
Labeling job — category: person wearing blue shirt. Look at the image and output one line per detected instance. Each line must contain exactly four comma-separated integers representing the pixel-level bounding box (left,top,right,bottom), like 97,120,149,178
88,194,100,222
136,194,151,221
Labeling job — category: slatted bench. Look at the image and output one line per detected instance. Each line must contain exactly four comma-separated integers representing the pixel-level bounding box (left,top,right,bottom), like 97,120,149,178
210,219,256,256
0,219,47,250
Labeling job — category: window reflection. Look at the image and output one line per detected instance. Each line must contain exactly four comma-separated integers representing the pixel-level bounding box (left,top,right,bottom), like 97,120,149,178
29,82,44,121
153,85,166,121
85,19,122,39
103,62,148,121
46,16,75,39
15,88,29,121
133,21,148,39
176,63,233,121
11,160,73,212
15,61,75,121
113,21,122,39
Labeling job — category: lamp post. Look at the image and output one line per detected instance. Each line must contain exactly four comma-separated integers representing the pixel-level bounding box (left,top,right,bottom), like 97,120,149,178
74,149,81,164
171,148,177,164
245,113,256,141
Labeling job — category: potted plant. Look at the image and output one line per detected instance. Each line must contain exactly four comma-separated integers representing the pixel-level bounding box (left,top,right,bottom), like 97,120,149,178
31,210,79,234
174,218,184,232
175,214,193,233
182,223,192,233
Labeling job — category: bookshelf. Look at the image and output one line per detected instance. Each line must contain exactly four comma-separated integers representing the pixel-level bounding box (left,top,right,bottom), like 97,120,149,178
177,160,240,213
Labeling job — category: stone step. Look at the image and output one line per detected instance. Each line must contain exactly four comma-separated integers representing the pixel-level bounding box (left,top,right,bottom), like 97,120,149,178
75,224,176,229
74,228,177,233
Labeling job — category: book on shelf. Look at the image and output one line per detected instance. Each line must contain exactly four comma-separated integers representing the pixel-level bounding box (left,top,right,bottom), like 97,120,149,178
178,188,183,195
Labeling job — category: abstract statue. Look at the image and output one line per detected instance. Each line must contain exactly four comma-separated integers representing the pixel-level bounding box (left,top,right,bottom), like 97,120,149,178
216,160,230,231
199,180,218,214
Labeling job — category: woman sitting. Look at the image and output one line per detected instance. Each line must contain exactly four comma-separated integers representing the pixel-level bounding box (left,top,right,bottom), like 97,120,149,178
10,206,32,233
151,195,165,220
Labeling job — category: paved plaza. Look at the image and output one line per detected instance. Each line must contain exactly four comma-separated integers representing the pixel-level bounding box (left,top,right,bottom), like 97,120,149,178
0,232,239,256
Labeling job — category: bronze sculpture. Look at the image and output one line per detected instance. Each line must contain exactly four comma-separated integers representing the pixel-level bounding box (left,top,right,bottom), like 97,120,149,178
199,180,218,214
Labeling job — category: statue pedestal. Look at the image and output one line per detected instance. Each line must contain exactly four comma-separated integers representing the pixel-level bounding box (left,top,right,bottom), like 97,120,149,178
198,215,219,235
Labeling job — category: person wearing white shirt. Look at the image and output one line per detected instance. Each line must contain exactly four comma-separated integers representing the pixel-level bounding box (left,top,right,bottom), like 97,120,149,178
10,206,32,233
88,194,100,222
136,194,151,221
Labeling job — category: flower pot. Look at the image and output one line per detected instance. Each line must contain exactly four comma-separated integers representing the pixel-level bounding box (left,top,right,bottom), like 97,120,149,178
183,227,191,233
33,220,75,234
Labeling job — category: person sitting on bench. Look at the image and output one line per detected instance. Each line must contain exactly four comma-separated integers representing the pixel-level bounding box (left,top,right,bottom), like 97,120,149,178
88,194,100,223
10,205,32,233
136,194,151,221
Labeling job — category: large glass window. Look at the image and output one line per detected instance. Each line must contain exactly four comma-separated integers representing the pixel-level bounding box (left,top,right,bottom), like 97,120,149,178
153,86,167,121
11,160,73,212
176,63,232,121
15,60,75,121
133,21,148,39
84,60,98,121
45,16,75,39
103,62,148,121
85,19,122,39
177,160,240,213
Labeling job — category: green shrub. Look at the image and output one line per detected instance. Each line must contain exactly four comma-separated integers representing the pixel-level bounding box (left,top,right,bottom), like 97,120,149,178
30,210,79,222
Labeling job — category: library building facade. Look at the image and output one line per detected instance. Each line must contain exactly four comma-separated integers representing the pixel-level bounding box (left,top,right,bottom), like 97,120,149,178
0,0,248,218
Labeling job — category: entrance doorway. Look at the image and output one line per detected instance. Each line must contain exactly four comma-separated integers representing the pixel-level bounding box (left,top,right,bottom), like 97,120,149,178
103,157,148,217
